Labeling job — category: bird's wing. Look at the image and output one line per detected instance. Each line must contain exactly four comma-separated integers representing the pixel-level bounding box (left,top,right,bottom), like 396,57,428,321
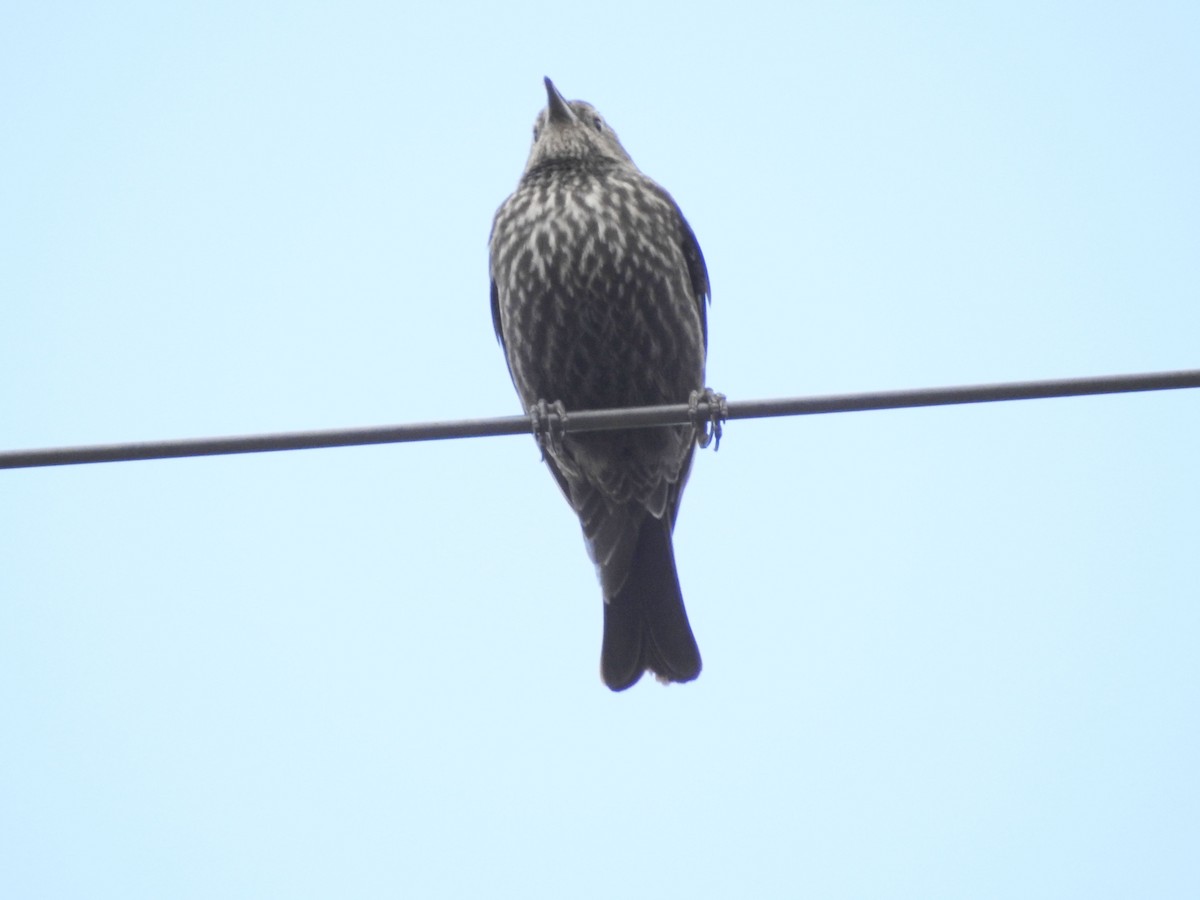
666,200,709,521
677,213,710,349
557,461,642,600
490,277,522,389
490,278,506,351
641,178,710,349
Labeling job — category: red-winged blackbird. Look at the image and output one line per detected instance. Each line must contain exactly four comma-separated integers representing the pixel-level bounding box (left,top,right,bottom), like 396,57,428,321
489,77,710,691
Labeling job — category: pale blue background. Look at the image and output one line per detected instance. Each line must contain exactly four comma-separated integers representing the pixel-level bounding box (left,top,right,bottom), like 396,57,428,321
3,3,1198,897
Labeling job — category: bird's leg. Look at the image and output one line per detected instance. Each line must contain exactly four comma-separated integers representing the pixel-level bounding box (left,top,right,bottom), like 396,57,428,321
689,388,728,451
529,399,569,461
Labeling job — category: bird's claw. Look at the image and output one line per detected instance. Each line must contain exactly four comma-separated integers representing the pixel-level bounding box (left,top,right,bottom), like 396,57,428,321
689,388,728,451
530,399,569,460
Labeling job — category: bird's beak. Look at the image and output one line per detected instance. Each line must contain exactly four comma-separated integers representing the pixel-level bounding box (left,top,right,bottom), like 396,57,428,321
544,77,573,124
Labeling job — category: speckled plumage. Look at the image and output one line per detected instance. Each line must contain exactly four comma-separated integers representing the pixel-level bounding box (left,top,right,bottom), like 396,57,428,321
489,78,710,691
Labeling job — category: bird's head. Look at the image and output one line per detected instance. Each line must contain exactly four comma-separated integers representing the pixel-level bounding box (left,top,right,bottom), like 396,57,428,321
523,77,634,172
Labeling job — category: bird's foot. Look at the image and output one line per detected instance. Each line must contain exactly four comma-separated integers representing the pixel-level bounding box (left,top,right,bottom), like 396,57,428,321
529,399,569,461
689,388,728,451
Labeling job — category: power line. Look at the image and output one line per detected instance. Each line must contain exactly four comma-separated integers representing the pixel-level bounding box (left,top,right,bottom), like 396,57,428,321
2,368,1198,471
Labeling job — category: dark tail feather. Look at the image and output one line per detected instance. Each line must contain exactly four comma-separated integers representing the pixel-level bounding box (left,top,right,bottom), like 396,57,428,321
600,515,701,691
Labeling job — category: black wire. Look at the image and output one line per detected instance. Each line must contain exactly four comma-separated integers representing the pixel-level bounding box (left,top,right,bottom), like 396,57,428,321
2,368,1198,470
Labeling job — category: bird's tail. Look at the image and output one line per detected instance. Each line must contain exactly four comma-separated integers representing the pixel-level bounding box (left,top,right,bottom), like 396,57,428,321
600,515,701,691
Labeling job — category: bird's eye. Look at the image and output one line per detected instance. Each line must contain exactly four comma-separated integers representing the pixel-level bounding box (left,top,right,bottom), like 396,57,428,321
592,116,603,131
533,124,541,141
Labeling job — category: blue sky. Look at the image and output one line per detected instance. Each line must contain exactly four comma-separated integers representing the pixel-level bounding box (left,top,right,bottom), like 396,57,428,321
3,2,1198,897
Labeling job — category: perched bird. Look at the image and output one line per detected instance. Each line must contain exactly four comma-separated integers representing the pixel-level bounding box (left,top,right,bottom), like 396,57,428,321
489,77,711,691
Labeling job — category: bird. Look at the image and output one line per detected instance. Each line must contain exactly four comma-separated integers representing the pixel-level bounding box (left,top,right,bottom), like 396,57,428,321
489,77,712,691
